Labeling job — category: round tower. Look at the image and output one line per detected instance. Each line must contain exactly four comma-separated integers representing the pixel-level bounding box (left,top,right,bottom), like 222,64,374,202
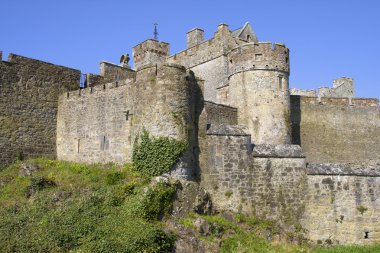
227,42,291,144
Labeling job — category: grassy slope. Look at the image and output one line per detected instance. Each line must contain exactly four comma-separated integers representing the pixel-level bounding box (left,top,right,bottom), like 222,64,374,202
0,158,175,253
0,158,379,253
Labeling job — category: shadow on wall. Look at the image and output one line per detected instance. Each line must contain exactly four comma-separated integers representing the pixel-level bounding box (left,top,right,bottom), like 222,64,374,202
188,70,204,181
290,95,301,145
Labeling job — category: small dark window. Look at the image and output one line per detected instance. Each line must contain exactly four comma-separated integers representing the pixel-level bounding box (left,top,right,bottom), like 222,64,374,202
365,232,369,239
206,123,211,130
285,57,288,63
77,139,80,153
247,35,251,42
229,59,233,64
279,76,283,90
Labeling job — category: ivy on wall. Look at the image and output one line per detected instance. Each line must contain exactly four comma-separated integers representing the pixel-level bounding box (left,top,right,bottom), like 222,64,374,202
132,130,187,177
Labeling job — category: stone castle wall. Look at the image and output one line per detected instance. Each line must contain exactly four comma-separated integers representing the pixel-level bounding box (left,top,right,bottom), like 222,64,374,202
290,96,380,165
57,63,202,179
203,101,238,126
199,124,307,220
0,53,80,165
303,164,380,244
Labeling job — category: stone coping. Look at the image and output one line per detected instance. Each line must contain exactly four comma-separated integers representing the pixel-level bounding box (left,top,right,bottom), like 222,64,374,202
206,124,250,136
307,163,380,177
252,144,304,158
204,100,237,110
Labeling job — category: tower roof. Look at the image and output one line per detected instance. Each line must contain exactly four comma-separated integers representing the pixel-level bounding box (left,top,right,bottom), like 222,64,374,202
231,22,258,43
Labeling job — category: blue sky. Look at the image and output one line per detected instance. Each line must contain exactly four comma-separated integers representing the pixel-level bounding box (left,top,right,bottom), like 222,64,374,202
1,0,379,98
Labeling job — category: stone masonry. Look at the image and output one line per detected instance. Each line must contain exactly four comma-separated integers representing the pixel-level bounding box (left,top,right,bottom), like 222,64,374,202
1,22,379,244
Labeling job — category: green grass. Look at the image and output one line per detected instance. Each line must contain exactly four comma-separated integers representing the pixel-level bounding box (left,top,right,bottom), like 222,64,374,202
0,158,175,252
1,158,380,253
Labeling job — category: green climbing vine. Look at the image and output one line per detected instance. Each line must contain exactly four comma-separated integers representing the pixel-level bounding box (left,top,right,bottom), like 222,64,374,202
132,130,187,177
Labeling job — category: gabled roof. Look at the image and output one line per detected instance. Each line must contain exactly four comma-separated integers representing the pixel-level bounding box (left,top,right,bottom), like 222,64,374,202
231,22,258,43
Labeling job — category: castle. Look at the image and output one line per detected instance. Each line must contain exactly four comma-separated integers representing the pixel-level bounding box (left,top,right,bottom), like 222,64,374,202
1,22,379,245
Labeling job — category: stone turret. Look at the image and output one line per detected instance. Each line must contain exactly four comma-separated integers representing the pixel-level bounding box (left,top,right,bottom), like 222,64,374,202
227,42,291,144
132,39,169,69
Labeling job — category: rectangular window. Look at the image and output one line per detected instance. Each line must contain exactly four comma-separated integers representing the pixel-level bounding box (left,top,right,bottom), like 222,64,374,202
279,76,283,90
100,136,109,151
77,139,80,153
255,54,263,61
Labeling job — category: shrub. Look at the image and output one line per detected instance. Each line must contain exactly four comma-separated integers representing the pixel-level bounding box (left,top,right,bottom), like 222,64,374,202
132,130,187,177
132,182,177,221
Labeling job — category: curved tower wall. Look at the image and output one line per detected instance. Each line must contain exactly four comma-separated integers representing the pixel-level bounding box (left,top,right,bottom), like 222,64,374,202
227,42,291,144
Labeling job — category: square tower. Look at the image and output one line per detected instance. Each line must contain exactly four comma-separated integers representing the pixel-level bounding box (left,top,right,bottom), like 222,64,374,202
132,39,169,69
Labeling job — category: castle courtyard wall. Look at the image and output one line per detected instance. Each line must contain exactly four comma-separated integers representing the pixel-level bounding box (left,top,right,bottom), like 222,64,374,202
0,54,80,165
290,96,380,165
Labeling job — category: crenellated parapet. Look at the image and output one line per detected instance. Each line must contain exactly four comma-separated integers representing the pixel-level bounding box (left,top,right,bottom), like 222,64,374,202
228,42,289,78
132,39,169,69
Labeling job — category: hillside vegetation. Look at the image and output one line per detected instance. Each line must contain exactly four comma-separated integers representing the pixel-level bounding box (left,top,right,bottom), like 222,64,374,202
0,158,379,252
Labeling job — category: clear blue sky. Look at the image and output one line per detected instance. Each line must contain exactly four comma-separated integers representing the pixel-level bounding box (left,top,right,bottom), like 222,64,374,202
1,0,379,98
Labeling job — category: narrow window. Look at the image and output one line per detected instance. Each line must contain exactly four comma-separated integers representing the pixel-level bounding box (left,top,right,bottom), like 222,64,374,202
77,139,80,153
247,35,251,42
116,72,120,86
285,57,288,63
365,232,369,239
100,136,106,151
279,76,283,90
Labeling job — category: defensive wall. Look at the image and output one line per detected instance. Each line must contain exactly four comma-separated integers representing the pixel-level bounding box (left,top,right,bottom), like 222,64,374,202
57,63,203,179
198,123,307,236
198,121,380,244
0,53,80,165
303,164,380,244
290,96,380,165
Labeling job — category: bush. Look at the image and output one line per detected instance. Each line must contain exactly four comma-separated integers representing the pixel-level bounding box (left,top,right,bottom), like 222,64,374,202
132,130,187,177
135,182,177,221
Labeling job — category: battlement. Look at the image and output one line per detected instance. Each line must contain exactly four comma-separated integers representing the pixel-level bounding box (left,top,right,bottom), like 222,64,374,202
228,42,290,76
133,39,169,69
294,96,379,107
64,63,187,99
290,88,317,97
99,60,135,83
